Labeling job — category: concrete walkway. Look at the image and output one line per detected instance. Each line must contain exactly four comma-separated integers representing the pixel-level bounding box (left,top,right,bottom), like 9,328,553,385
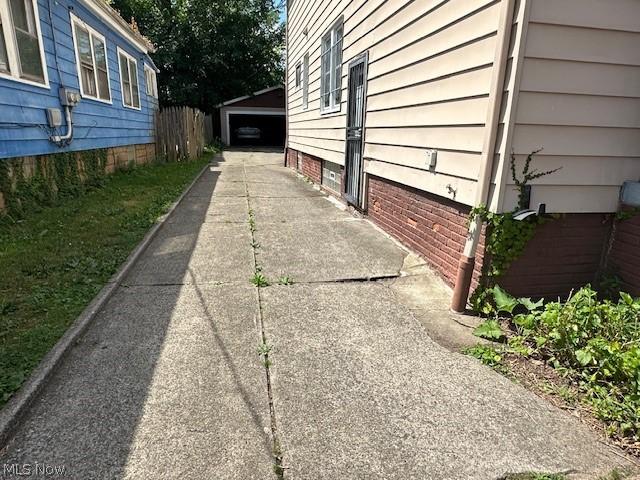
0,151,633,479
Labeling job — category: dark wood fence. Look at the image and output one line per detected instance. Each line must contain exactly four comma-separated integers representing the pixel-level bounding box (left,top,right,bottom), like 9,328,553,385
155,106,205,161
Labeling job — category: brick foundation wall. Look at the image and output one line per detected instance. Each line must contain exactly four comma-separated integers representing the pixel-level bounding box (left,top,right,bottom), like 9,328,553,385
300,152,322,184
285,148,322,184
498,214,613,299
285,148,298,170
607,209,640,296
367,174,486,288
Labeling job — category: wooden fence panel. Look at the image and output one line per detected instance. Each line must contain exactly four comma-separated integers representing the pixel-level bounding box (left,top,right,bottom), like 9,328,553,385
155,106,205,161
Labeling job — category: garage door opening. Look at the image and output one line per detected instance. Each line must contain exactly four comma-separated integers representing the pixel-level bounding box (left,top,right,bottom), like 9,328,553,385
229,114,286,148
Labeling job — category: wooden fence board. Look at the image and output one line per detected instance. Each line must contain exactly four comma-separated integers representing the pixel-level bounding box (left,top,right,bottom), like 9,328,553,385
155,106,205,161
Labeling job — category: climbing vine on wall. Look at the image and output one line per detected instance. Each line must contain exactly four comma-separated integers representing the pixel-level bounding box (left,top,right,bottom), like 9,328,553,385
468,150,561,313
0,149,107,220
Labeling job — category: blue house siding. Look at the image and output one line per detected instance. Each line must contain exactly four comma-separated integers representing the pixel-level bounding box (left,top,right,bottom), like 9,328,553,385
0,0,157,159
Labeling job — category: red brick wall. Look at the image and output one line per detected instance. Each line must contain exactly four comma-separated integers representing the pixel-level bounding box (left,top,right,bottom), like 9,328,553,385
285,148,298,169
498,214,612,299
607,210,640,296
300,152,322,184
366,175,486,287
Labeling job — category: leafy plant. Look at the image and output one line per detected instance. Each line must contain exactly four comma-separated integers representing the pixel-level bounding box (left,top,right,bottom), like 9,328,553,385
478,284,640,445
510,149,562,211
473,320,504,341
277,276,294,285
251,273,270,287
257,343,272,357
464,344,505,370
468,151,562,310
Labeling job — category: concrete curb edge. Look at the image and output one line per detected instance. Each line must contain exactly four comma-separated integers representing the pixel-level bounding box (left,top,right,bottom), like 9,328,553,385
0,157,215,448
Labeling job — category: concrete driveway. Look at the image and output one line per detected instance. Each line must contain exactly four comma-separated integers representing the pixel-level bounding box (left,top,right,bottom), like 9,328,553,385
0,150,633,479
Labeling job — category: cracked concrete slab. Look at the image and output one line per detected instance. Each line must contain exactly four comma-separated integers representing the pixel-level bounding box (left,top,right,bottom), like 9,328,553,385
253,218,407,283
247,179,324,198
188,180,247,198
168,196,248,224
260,283,629,480
251,196,350,224
124,222,254,285
0,284,273,480
245,166,297,184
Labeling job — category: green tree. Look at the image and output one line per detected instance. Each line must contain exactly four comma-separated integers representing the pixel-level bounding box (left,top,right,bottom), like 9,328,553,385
110,0,285,112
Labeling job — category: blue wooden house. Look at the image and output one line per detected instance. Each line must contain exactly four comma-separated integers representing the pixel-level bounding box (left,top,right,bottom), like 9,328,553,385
0,0,158,160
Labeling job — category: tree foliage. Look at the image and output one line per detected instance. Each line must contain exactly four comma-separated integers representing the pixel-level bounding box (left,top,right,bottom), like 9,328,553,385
110,0,285,112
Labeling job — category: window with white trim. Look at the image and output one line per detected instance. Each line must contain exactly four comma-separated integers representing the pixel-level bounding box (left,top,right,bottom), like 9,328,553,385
320,18,343,113
294,61,301,89
302,52,309,110
144,64,157,98
118,48,140,109
0,0,48,85
71,15,111,102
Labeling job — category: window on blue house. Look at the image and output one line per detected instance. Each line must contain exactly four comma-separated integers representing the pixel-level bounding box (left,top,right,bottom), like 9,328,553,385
144,64,157,98
118,48,140,109
0,18,8,72
0,0,48,85
71,15,111,102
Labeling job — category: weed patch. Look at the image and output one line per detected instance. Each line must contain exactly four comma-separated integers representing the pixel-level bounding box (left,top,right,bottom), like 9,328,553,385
251,273,270,287
469,285,640,454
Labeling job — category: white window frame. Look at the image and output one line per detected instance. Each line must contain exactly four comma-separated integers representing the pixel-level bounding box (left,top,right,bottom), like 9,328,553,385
117,47,140,110
320,18,343,114
70,13,112,104
0,0,49,88
302,52,309,110
294,61,302,89
144,63,157,98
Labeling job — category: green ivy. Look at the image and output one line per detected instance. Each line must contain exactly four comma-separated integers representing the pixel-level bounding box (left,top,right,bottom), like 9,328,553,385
0,149,108,219
615,207,640,222
468,205,543,283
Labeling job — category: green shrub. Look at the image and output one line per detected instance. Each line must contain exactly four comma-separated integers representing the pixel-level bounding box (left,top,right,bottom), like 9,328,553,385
478,285,640,443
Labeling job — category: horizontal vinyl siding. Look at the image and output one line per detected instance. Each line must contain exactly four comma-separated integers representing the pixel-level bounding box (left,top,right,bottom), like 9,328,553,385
0,0,156,159
502,0,640,213
287,0,503,205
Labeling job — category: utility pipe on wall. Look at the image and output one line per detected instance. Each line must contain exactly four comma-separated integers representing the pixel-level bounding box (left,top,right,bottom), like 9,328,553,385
450,0,518,313
51,106,74,145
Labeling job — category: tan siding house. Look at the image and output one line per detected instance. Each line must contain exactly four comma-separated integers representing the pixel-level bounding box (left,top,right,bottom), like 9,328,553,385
285,0,640,308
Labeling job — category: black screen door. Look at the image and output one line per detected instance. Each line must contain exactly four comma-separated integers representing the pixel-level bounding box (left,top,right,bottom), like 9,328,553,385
344,53,368,207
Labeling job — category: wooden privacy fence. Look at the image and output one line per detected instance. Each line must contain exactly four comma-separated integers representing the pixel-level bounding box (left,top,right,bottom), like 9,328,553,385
155,106,205,161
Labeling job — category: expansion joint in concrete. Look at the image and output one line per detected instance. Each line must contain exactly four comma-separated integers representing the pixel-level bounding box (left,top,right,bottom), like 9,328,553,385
243,161,286,480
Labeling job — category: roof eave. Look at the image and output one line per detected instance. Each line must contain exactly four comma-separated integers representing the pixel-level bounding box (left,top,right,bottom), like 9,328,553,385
81,0,155,54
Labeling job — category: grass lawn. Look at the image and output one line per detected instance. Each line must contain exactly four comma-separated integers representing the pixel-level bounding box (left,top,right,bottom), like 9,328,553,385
0,157,209,406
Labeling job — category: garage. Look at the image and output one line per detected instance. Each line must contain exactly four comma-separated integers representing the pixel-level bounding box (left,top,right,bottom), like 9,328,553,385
219,86,286,148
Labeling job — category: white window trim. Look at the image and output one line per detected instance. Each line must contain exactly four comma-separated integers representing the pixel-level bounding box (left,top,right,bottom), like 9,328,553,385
294,60,302,90
320,18,343,115
117,46,141,110
144,63,157,98
302,52,309,111
0,0,49,89
70,13,112,104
